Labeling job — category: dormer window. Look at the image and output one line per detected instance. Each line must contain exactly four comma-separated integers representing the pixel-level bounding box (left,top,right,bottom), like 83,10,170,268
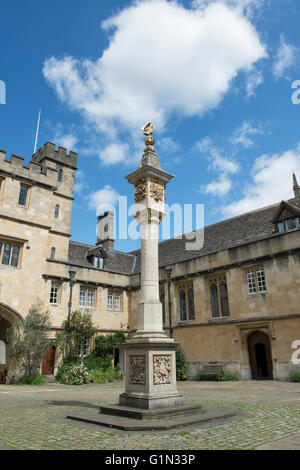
272,201,300,234
93,256,104,268
277,217,300,233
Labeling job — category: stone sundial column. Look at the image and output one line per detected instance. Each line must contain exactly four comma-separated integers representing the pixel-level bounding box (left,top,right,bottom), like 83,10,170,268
120,124,183,409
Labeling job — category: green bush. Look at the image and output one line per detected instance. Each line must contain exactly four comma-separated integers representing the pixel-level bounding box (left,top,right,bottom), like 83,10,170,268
17,374,47,385
83,352,113,372
56,357,80,382
57,361,91,385
220,369,239,381
289,370,300,382
90,369,104,384
176,347,188,381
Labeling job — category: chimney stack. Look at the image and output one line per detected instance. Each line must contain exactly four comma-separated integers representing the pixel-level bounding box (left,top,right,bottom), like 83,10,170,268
96,211,115,251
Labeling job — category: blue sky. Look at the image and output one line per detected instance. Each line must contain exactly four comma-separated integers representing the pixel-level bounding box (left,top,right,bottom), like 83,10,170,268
1,0,300,251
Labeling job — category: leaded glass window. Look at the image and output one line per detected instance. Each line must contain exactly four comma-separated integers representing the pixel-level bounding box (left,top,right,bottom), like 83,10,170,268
18,185,28,206
179,289,187,321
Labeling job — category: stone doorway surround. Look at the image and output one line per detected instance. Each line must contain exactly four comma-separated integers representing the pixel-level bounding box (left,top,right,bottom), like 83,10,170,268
247,330,273,379
0,303,24,382
234,320,276,380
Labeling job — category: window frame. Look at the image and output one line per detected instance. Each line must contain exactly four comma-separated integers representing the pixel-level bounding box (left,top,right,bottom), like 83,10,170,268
18,183,31,207
79,286,96,308
246,265,267,294
49,281,61,305
58,168,63,183
77,335,92,357
245,264,267,295
208,274,230,318
176,281,195,322
0,238,23,268
107,290,123,312
277,216,300,233
54,204,60,219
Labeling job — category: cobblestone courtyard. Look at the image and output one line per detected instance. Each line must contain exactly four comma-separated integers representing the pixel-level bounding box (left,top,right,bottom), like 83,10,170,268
0,380,300,450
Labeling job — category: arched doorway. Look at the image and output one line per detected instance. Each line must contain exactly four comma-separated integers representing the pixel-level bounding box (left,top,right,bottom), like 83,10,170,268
248,331,273,379
41,345,56,375
0,303,24,382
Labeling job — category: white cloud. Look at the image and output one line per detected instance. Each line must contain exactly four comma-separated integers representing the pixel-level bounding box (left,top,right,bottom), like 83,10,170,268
98,142,130,166
158,136,180,154
231,120,264,148
245,67,264,97
201,175,232,195
74,169,87,195
52,124,78,151
223,145,300,217
273,34,298,79
88,185,120,215
43,0,266,165
196,137,239,195
193,0,267,18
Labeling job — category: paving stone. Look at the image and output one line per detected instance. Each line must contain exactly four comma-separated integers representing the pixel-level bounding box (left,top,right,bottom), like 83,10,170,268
0,381,300,449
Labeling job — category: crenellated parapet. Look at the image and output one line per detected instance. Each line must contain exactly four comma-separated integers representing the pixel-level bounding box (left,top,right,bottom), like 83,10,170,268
32,142,78,170
0,149,58,188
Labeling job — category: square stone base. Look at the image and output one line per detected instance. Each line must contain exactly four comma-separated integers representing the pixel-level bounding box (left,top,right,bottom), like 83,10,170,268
119,391,183,410
120,338,182,410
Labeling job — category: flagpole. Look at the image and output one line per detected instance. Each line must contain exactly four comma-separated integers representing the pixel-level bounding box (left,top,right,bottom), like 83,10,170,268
33,109,41,154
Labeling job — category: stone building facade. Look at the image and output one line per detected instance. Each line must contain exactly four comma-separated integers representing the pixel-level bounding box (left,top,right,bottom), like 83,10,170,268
0,142,300,382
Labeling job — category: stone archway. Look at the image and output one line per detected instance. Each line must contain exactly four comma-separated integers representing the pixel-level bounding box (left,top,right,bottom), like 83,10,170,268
0,303,24,382
247,330,273,380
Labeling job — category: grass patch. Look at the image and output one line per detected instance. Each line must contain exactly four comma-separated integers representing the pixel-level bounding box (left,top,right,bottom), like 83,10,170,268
17,374,47,385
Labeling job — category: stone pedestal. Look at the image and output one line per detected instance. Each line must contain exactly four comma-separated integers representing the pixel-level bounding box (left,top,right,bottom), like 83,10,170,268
119,340,183,410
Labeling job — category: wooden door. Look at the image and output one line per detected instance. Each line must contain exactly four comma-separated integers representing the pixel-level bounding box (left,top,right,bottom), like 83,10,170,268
248,331,273,380
42,345,55,375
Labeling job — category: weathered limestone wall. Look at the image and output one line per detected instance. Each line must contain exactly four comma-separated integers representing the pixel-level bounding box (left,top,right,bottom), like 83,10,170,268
45,261,130,331
128,234,300,380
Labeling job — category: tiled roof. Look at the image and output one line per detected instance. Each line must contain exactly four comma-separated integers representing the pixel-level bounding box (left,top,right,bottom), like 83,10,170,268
68,241,135,275
68,197,300,275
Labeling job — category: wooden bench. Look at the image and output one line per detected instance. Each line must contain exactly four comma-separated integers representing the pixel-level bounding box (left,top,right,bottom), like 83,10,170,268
198,364,224,381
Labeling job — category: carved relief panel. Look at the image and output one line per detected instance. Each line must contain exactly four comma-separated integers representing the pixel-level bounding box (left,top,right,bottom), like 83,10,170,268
153,354,172,385
150,182,164,201
129,355,146,384
134,178,147,202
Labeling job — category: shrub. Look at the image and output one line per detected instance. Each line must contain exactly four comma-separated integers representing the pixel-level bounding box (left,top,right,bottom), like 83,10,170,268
56,310,96,359
220,369,239,381
90,369,104,384
83,352,113,372
56,357,80,382
176,347,188,381
17,374,47,386
289,370,300,382
6,303,52,378
57,361,91,385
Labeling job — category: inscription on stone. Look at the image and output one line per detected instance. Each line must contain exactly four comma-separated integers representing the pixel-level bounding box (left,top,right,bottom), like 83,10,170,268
153,354,171,385
129,355,146,384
